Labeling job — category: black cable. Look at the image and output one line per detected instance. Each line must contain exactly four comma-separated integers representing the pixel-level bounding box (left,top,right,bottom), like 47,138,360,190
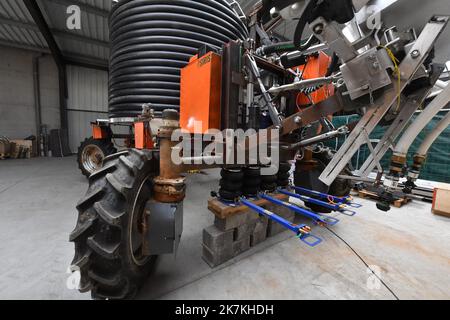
325,226,400,300
293,0,318,48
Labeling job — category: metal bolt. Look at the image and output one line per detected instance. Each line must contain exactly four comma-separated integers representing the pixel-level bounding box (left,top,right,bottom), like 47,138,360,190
294,116,302,124
411,49,420,59
313,23,324,35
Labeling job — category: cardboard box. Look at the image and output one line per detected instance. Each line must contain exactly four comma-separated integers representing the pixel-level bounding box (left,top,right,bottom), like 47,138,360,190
0,139,10,156
11,140,34,159
432,186,450,218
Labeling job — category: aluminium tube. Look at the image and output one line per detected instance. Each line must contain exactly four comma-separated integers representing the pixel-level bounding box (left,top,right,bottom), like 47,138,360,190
416,111,450,157
406,110,450,184
393,83,450,156
386,83,450,184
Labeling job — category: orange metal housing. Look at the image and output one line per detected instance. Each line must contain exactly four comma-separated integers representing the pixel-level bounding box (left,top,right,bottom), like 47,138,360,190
296,52,335,108
134,122,154,150
92,124,108,140
180,52,222,134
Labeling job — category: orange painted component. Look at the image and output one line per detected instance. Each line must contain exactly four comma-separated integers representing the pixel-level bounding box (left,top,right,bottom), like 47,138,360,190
180,52,222,134
92,124,108,140
134,122,154,150
296,52,335,108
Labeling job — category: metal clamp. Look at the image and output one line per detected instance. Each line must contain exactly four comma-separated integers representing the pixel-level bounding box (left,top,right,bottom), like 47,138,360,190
298,232,323,247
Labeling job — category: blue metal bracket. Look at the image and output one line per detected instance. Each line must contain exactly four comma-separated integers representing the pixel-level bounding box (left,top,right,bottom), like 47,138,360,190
240,198,322,247
290,186,362,209
278,189,357,216
260,193,339,226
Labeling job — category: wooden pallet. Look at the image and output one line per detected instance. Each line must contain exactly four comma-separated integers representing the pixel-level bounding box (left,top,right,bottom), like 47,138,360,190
208,193,289,219
357,189,411,208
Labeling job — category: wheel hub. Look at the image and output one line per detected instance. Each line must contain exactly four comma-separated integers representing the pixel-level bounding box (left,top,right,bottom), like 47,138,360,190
81,144,105,173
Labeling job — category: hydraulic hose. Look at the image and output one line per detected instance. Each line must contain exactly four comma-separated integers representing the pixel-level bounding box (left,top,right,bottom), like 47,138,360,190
256,35,319,56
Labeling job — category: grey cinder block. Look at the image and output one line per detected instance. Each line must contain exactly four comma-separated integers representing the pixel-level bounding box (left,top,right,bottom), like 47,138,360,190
233,220,257,241
266,205,295,237
250,218,268,247
214,209,260,231
203,225,234,251
232,236,251,257
202,243,233,268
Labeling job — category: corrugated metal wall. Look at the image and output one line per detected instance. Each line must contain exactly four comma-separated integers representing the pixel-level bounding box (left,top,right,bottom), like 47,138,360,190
66,65,108,153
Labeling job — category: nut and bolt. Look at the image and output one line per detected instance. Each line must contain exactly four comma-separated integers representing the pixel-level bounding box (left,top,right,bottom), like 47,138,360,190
410,49,420,59
313,23,324,35
294,116,302,124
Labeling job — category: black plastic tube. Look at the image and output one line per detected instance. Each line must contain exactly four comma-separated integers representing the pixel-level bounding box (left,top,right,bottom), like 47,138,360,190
108,0,248,118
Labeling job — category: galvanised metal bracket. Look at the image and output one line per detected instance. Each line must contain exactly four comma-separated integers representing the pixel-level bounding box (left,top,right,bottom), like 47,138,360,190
319,16,450,186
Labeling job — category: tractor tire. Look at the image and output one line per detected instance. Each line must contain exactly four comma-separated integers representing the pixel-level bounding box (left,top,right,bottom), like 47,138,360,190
70,149,159,300
77,137,117,178
220,168,244,182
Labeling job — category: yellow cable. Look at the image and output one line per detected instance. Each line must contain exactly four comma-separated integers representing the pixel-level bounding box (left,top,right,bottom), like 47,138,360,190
380,46,401,112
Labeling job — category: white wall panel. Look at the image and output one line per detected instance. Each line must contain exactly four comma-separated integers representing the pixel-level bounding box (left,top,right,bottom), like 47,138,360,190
66,65,108,153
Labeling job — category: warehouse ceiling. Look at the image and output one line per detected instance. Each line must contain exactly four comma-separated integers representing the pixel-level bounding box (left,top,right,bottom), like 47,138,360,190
0,0,300,71
0,0,419,71
0,0,111,70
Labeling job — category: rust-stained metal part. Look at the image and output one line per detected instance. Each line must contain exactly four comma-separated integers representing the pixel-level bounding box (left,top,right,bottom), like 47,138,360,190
153,177,186,203
154,109,186,203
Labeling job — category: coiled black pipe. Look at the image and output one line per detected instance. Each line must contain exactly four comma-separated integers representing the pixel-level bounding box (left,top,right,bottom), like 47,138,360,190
108,0,248,119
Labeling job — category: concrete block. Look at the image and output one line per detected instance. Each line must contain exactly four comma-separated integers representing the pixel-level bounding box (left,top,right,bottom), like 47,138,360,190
203,225,234,251
233,220,257,241
267,203,295,220
214,210,260,231
232,236,251,257
250,218,268,247
250,217,269,247
266,205,295,237
202,244,233,268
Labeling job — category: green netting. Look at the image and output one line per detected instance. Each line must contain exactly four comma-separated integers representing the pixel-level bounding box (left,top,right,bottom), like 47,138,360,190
326,111,450,183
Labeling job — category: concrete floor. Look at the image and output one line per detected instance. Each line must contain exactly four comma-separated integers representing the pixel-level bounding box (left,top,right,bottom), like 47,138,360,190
0,156,449,300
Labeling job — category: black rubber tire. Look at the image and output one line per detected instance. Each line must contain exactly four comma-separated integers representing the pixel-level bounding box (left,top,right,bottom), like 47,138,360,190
278,162,291,173
244,166,261,177
294,149,352,213
261,183,277,192
219,179,242,191
329,167,353,197
77,137,117,178
219,189,241,201
277,179,290,187
277,172,290,181
70,149,159,300
261,175,277,184
220,168,244,182
243,177,262,188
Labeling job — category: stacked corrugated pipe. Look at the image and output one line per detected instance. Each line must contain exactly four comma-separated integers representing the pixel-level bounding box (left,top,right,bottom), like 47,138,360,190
108,0,248,119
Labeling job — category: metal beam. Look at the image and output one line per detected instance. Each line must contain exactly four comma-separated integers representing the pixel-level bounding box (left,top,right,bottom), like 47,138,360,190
46,0,110,18
0,40,108,70
64,53,109,71
52,29,109,48
0,15,109,48
24,0,68,130
0,39,50,54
